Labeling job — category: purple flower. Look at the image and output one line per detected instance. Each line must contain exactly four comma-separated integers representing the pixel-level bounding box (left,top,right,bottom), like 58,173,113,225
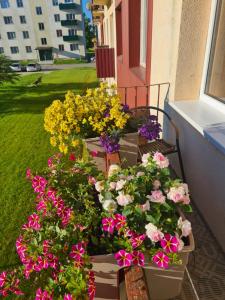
121,104,130,113
139,115,162,141
100,134,120,154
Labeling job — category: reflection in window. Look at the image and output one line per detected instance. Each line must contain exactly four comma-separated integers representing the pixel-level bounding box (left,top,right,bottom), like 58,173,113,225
140,0,147,67
0,0,10,9
205,0,225,103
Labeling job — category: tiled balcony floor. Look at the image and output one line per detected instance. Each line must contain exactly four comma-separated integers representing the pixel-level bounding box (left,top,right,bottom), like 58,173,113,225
171,206,225,300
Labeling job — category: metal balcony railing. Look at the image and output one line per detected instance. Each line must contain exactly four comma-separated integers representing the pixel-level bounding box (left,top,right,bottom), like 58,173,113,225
59,3,77,10
63,35,79,42
61,20,78,26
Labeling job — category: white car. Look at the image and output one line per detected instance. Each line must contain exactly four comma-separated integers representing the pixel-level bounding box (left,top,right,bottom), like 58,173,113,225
26,63,42,72
10,63,22,72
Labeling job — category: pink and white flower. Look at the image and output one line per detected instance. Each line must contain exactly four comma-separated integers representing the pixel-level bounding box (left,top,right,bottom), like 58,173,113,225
95,181,104,192
116,179,127,191
64,294,73,300
108,164,121,177
0,272,6,288
35,288,52,300
177,217,192,237
160,234,179,253
137,171,145,177
152,251,170,268
132,251,145,266
27,213,41,230
145,223,163,242
141,200,150,212
88,176,96,185
102,217,115,234
130,234,146,249
32,176,48,193
102,199,117,213
114,214,127,230
116,192,133,206
141,153,151,167
109,182,117,190
167,183,190,204
114,250,132,267
70,243,85,260
147,190,165,204
153,152,169,169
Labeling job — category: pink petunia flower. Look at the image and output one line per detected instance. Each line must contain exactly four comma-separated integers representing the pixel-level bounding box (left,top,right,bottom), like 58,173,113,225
32,176,48,193
27,213,41,230
88,284,96,300
47,188,57,200
88,176,96,185
114,214,127,230
102,217,115,234
0,272,6,288
114,250,132,267
130,234,146,249
70,243,85,260
152,251,170,268
36,200,47,215
64,294,73,300
35,288,52,300
153,152,169,169
160,234,179,253
90,150,98,157
132,251,145,266
26,168,32,180
48,157,54,168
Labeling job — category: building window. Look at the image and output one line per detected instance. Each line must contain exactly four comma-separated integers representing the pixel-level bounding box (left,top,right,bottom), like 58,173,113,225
140,0,147,67
66,13,75,20
0,0,10,9
10,47,19,54
68,29,76,36
59,44,64,51
41,38,47,45
4,16,13,24
38,23,45,30
56,30,62,37
65,0,74,3
26,46,32,53
52,0,58,5
70,44,78,51
54,14,60,22
23,31,29,39
16,0,23,7
20,15,26,24
0,47,4,54
205,0,225,103
36,7,42,15
7,32,16,40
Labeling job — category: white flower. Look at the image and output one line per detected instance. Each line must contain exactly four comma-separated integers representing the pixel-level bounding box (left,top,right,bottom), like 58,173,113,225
145,223,164,242
95,181,104,192
127,175,134,181
116,192,134,206
103,200,117,213
141,200,150,212
147,190,165,204
109,182,117,190
178,217,192,237
116,179,127,191
142,153,151,167
167,183,190,204
153,152,169,169
98,194,104,203
137,172,145,177
108,164,121,177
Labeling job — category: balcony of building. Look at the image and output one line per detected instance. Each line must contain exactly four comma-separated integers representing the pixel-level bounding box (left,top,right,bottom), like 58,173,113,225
61,20,78,27
92,0,111,7
63,35,79,42
59,3,77,10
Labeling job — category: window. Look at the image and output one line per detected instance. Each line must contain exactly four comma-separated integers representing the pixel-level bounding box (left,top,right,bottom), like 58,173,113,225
0,47,4,54
68,29,76,36
59,44,64,51
205,0,225,103
54,14,60,22
140,0,147,67
20,15,26,24
52,0,58,5
7,32,16,40
26,46,32,53
56,30,62,37
0,0,10,9
38,23,45,30
4,16,13,24
70,44,78,51
65,0,74,3
66,13,75,20
23,31,29,39
10,47,19,54
36,7,42,15
41,38,47,45
16,0,23,7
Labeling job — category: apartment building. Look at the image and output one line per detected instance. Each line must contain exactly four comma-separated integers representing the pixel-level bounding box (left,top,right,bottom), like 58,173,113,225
0,0,86,62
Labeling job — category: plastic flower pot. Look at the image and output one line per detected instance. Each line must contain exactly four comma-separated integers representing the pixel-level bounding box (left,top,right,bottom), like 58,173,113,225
91,231,194,300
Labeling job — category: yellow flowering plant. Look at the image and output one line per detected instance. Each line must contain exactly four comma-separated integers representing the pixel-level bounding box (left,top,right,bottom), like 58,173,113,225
44,83,130,154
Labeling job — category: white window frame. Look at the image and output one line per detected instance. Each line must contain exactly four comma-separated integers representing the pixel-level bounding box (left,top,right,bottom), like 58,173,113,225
200,0,225,112
140,0,147,68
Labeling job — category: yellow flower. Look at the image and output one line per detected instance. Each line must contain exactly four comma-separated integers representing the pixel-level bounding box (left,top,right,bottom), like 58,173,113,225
72,139,80,147
59,143,68,154
50,136,57,147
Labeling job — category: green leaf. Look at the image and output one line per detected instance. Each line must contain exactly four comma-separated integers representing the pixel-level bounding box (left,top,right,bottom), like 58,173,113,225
146,214,156,223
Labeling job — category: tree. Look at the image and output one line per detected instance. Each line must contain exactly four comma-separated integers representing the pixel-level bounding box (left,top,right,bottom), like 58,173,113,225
83,14,96,50
0,55,20,85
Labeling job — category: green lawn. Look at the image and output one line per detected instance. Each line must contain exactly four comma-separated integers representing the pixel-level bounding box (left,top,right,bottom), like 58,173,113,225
0,68,98,270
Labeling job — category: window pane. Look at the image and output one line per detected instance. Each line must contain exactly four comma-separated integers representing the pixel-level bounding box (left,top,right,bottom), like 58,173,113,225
205,1,225,102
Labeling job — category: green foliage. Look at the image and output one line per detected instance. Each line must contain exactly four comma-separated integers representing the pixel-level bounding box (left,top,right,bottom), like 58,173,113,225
0,54,20,84
83,14,96,50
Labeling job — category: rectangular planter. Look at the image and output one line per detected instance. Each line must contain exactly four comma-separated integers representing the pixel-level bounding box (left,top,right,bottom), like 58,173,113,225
91,232,194,300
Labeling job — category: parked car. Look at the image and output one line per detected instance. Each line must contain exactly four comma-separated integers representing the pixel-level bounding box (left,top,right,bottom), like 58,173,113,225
26,63,41,72
10,63,22,72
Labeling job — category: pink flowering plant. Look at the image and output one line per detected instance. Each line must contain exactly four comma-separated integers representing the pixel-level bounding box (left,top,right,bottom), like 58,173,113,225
95,151,192,269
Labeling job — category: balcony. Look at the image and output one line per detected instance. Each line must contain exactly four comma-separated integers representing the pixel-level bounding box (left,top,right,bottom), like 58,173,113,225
59,3,77,10
63,35,79,42
61,20,78,26
92,0,111,5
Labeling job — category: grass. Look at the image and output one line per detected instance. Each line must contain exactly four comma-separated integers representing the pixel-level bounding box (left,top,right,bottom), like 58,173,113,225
53,58,87,64
0,68,98,270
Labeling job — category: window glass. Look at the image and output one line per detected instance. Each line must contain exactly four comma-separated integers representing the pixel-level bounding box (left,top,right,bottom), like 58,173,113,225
140,0,147,67
10,47,19,54
17,0,23,7
7,32,16,39
205,0,225,103
52,0,58,5
70,44,78,51
41,38,47,45
56,29,62,37
23,31,29,39
0,0,10,9
26,46,32,53
36,7,42,15
59,44,64,51
68,29,76,36
39,23,45,30
4,16,13,24
0,47,4,54
20,15,26,24
54,14,60,22
66,13,75,20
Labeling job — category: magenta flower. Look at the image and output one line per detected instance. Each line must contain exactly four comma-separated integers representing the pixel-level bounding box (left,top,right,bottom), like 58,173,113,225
27,213,41,230
88,176,96,185
88,284,96,300
70,243,85,260
114,250,132,267
36,200,47,215
102,217,115,234
64,294,73,300
0,272,6,288
69,153,76,161
90,150,98,157
47,188,57,200
152,251,170,268
48,157,54,168
35,288,52,300
60,207,73,227
32,176,47,193
160,233,179,253
37,256,49,270
130,234,146,249
132,251,145,266
114,214,127,230
47,254,58,269
26,168,32,180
